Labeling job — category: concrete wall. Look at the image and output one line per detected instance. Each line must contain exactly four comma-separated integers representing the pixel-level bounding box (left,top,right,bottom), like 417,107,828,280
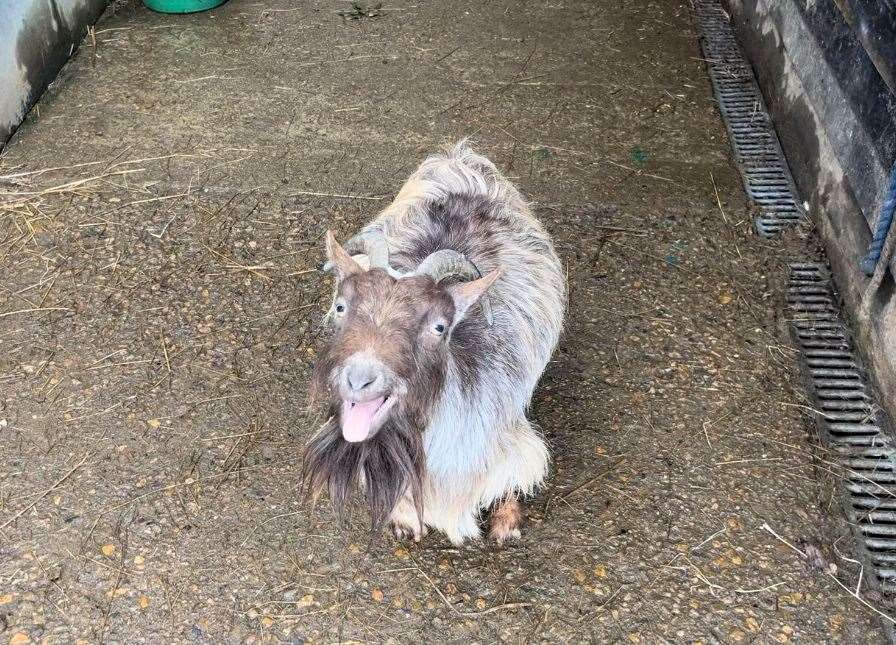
723,0,896,413
1,0,108,146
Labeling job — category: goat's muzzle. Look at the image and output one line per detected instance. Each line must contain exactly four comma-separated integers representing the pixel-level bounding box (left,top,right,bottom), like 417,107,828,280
336,353,401,442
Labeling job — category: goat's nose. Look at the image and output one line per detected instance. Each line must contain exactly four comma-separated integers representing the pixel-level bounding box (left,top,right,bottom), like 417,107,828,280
346,364,380,393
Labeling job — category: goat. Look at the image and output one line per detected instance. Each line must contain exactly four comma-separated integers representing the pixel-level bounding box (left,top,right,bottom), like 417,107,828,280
303,141,565,544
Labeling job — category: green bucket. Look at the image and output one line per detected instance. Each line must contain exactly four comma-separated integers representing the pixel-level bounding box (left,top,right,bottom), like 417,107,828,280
143,0,227,13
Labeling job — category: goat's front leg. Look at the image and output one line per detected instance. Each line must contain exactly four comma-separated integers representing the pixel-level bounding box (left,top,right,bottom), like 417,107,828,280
489,494,524,544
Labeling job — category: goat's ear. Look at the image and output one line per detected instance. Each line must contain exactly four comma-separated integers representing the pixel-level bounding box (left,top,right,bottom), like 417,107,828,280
448,270,500,324
325,230,362,279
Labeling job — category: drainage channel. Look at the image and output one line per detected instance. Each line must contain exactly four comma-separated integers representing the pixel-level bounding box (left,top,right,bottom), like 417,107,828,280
788,263,896,612
694,0,804,236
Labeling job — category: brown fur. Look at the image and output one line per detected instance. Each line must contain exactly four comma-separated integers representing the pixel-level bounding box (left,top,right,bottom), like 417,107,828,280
311,270,453,402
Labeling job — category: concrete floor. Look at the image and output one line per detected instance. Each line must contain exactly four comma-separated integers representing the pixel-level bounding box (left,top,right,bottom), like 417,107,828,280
0,0,886,642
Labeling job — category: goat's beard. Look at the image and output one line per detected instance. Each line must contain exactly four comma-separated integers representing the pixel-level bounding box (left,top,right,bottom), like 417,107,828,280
302,404,425,533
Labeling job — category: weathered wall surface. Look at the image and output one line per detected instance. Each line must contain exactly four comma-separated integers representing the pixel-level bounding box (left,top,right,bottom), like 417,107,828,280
723,0,896,413
0,0,108,146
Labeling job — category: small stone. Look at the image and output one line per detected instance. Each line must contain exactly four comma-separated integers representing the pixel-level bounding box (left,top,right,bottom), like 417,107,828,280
133,555,145,566
0,594,13,605
147,419,161,429
297,594,314,608
475,598,487,610
10,633,31,645
100,544,116,557
371,588,384,602
138,596,150,609
593,564,607,578
105,587,129,598
829,614,844,632
33,232,54,247
778,592,804,605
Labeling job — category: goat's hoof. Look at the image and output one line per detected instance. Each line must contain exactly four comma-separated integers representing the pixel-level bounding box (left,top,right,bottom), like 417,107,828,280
489,496,524,545
489,525,522,545
391,522,427,542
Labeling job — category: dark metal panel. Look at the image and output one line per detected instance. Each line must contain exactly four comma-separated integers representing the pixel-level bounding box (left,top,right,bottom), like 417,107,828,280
846,0,896,95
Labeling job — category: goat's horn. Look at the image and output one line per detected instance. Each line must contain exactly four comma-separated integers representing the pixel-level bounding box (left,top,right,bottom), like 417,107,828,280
413,249,481,282
343,230,390,269
413,250,494,326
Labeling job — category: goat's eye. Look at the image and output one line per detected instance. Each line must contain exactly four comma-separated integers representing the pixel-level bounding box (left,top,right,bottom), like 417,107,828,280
334,302,346,314
434,323,446,334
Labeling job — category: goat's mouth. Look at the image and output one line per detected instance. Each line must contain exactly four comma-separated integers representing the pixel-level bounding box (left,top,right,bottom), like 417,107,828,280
339,394,397,443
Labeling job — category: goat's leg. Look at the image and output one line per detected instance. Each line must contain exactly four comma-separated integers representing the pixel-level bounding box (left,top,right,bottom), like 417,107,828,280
489,494,524,544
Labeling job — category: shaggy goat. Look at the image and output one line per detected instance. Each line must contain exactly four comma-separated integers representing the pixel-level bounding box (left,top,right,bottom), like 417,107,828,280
303,141,565,544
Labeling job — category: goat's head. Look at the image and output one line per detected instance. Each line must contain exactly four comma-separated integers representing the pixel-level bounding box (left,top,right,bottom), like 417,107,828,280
314,230,498,442
302,230,497,530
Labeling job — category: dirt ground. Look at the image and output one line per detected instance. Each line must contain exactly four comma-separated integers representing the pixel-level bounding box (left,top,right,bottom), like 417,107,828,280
0,0,889,642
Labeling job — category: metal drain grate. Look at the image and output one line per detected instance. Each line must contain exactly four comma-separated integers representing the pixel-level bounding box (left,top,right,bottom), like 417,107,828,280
695,0,804,236
788,262,896,596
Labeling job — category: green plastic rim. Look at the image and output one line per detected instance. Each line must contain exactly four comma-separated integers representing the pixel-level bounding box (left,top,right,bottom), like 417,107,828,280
143,0,227,13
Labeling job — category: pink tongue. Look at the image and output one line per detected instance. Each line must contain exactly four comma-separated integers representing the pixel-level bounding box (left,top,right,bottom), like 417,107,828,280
340,397,385,442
